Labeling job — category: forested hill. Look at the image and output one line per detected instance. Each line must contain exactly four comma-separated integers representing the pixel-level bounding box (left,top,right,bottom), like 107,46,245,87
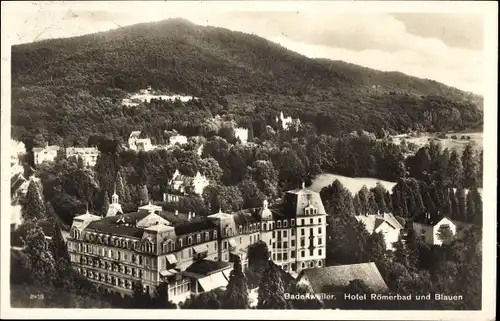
11,18,483,144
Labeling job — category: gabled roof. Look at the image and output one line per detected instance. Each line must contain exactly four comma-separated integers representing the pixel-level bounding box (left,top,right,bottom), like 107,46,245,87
355,213,404,233
129,131,142,139
413,213,453,226
33,145,60,153
299,262,389,293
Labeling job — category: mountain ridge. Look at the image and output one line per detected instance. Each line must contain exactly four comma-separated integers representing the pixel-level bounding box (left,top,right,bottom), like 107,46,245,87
11,18,483,144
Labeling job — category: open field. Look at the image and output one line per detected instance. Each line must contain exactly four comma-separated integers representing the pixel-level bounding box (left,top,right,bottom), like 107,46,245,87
310,173,397,195
391,132,483,151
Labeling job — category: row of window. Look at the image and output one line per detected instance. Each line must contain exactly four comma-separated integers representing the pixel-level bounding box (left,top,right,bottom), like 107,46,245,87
279,260,323,273
270,248,324,261
300,227,323,237
75,243,153,265
80,268,135,290
169,280,191,297
79,256,145,278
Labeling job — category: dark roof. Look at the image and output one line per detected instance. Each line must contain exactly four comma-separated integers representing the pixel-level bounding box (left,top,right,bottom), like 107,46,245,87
86,209,216,237
174,219,217,235
86,212,147,238
232,209,261,226
412,212,449,226
299,262,389,293
184,259,232,276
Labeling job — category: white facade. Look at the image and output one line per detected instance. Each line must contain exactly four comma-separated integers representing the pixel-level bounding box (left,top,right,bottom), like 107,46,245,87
412,217,457,246
169,169,210,196
128,131,153,152
66,147,99,167
276,111,301,131
169,135,188,147
33,146,60,165
234,127,249,144
355,213,403,251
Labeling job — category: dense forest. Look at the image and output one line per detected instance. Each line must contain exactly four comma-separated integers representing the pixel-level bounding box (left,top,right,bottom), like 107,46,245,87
11,18,484,310
12,19,483,145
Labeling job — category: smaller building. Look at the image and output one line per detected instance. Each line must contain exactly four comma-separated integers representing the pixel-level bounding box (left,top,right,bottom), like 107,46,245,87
182,259,233,298
234,127,249,144
128,131,153,152
412,214,457,246
169,135,188,147
276,111,301,131
33,145,60,165
296,262,389,299
169,169,210,196
65,147,99,167
355,213,404,251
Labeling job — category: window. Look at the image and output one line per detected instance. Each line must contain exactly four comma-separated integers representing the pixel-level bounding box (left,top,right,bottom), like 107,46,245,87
310,228,313,236
188,248,193,258
188,237,193,245
272,231,276,238
223,241,227,250
214,231,218,239
291,251,296,258
205,232,209,241
318,238,322,245
277,253,282,261
196,234,201,243
301,262,306,268
272,254,276,261
301,219,304,226
283,231,287,238
300,239,305,247
284,221,288,228
291,219,295,226
170,242,175,252
263,223,267,231
309,249,314,256
310,261,315,268
291,229,295,236
318,260,322,267
283,253,288,260
291,240,295,247
318,218,322,224
301,250,305,258
239,226,242,234
277,221,281,228
318,227,322,234
318,249,322,256
240,237,242,244
301,229,305,236
284,241,288,248
310,218,313,224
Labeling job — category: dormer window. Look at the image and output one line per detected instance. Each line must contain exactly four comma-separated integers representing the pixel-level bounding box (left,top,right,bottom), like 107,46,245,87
179,238,183,248
239,226,242,234
291,219,295,226
214,231,217,239
188,237,193,245
277,221,281,228
205,232,209,241
196,234,201,243
284,221,288,228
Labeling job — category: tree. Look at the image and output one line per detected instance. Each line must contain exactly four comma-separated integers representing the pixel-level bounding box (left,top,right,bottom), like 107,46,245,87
447,150,463,188
257,262,289,309
461,144,479,188
436,224,454,245
21,221,56,286
320,180,355,217
469,187,483,226
132,282,152,308
22,179,46,221
152,282,177,309
222,257,250,309
249,160,280,199
101,191,110,217
371,182,388,213
456,188,467,222
238,179,265,209
138,185,149,205
203,185,244,213
49,218,72,288
115,170,130,203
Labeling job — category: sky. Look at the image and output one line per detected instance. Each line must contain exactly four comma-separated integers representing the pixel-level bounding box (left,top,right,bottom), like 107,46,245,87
3,1,487,94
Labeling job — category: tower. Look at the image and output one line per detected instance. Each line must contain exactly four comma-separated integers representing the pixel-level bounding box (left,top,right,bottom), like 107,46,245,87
106,188,123,217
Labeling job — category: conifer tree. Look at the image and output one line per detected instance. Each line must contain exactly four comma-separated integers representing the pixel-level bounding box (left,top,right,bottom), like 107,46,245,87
22,179,46,221
222,257,250,309
139,185,149,205
466,191,475,223
447,150,463,188
461,144,479,188
456,188,467,222
257,262,288,309
49,217,72,287
22,221,56,286
116,170,130,203
101,191,110,217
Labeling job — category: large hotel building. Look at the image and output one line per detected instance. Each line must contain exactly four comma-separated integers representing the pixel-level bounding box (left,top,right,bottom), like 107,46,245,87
66,184,327,303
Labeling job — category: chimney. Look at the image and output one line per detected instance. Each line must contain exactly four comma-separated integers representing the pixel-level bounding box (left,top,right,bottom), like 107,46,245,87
263,199,268,210
175,209,179,216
